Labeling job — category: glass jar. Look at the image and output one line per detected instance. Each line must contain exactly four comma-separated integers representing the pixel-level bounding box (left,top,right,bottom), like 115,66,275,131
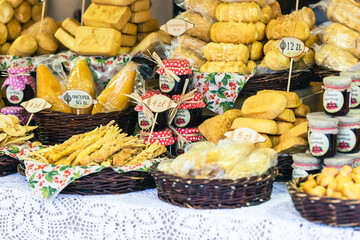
1,106,30,125
323,76,352,116
2,67,35,106
337,152,360,168
340,71,360,109
335,115,360,153
139,128,175,151
324,155,354,171
292,153,321,180
306,112,333,121
308,117,339,159
156,59,192,95
172,93,206,128
169,127,204,156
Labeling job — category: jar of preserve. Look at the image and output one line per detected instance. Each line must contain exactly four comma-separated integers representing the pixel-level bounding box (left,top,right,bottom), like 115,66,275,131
340,71,360,109
324,155,354,171
1,106,30,125
292,153,321,180
172,93,206,128
308,118,339,159
306,112,332,121
157,59,192,95
169,127,204,156
337,152,360,168
139,129,175,151
335,115,360,153
2,67,35,106
135,90,168,131
323,76,352,116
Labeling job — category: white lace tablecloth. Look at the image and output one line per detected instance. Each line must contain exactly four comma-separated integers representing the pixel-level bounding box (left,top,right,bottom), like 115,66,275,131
0,174,359,240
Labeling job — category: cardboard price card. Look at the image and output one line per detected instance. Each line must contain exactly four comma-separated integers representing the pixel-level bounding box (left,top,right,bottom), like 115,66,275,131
160,18,194,36
278,37,309,58
143,95,177,113
21,98,52,113
61,90,96,109
224,128,266,144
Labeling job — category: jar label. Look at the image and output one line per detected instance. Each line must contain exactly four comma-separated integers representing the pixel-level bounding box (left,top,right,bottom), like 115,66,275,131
337,129,356,152
309,132,329,157
351,85,360,108
174,109,191,127
323,90,344,113
138,111,152,130
159,75,175,93
175,142,190,156
6,86,23,104
292,168,309,180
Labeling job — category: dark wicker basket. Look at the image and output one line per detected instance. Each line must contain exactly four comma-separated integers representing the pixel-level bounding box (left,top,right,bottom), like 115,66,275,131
287,176,360,227
150,165,278,209
241,69,318,95
18,163,155,195
35,109,137,145
314,67,340,79
0,154,18,176
276,155,293,182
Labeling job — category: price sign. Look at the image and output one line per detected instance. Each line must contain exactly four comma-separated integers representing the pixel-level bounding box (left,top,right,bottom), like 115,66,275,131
160,19,194,37
143,95,177,113
61,90,96,109
21,98,52,113
278,37,309,58
224,128,266,144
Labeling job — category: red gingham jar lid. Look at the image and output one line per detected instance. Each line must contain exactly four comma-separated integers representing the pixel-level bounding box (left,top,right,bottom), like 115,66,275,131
1,106,26,115
140,128,175,146
178,102,206,110
172,93,204,102
140,129,172,138
156,59,192,76
7,66,30,75
174,127,204,142
140,137,175,146
176,127,201,135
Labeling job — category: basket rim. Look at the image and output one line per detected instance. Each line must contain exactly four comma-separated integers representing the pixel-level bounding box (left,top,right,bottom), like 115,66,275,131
35,109,134,116
287,175,360,204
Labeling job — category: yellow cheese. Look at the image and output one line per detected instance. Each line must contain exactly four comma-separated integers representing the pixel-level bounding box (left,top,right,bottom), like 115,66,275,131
62,18,80,36
121,34,137,47
242,92,287,119
279,122,308,142
231,118,277,135
257,90,301,108
269,135,280,147
294,118,308,126
275,121,294,135
121,23,137,35
274,137,308,154
255,134,272,149
294,104,310,117
275,109,296,122
222,109,242,123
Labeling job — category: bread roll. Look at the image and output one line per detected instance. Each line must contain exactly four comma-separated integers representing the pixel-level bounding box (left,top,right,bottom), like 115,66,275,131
270,1,281,18
215,2,262,23
21,17,58,37
35,33,58,55
211,22,258,44
279,7,315,29
249,41,263,61
327,0,360,33
14,2,31,23
261,49,290,71
255,21,266,41
204,42,249,62
1,42,10,54
0,23,8,45
6,18,21,40
184,0,219,18
0,1,14,24
315,43,358,71
266,19,310,42
322,23,360,58
7,0,22,8
176,11,214,42
200,61,247,73
9,34,38,56
31,3,44,22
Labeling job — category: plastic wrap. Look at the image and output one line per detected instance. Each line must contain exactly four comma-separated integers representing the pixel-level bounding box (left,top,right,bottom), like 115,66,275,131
220,0,276,7
215,2,262,23
91,61,138,114
266,19,310,42
278,7,316,29
172,35,206,57
175,0,220,18
157,140,278,179
176,11,215,42
312,22,360,58
314,43,360,71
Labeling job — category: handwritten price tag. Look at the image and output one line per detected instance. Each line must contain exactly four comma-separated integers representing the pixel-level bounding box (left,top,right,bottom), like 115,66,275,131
278,37,309,58
143,95,177,113
21,98,52,113
224,128,266,144
160,18,194,36
61,90,96,109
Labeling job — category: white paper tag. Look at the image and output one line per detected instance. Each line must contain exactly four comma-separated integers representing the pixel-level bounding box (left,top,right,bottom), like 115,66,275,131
224,128,266,144
61,90,96,109
278,37,309,58
160,18,194,36
21,98,52,113
143,94,177,113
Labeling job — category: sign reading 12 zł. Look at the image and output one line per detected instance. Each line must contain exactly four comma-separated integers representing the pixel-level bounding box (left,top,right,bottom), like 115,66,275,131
278,37,309,58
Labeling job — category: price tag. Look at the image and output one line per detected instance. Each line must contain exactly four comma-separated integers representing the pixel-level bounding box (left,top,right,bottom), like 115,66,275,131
143,95,177,113
21,98,52,113
224,128,266,144
278,37,309,58
160,19,194,36
61,90,96,109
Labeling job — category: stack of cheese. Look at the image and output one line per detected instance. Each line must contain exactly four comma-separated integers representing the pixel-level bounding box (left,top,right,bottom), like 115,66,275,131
313,0,360,71
230,90,310,154
260,7,318,71
200,0,282,73
0,0,61,56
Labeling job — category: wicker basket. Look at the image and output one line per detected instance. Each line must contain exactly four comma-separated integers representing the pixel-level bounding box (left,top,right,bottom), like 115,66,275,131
287,176,360,227
17,163,155,195
0,154,18,176
241,69,318,95
276,155,293,182
35,109,137,145
150,165,278,209
314,67,339,79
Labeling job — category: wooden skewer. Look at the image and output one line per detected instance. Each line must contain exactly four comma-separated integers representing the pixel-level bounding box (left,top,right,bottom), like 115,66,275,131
26,113,33,126
81,0,86,26
39,0,46,34
146,112,158,149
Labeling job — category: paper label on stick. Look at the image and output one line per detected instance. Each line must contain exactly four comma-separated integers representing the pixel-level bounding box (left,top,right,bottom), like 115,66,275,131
61,90,96,109
21,98,52,113
143,95,177,113
224,128,266,144
278,37,309,58
160,18,194,36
